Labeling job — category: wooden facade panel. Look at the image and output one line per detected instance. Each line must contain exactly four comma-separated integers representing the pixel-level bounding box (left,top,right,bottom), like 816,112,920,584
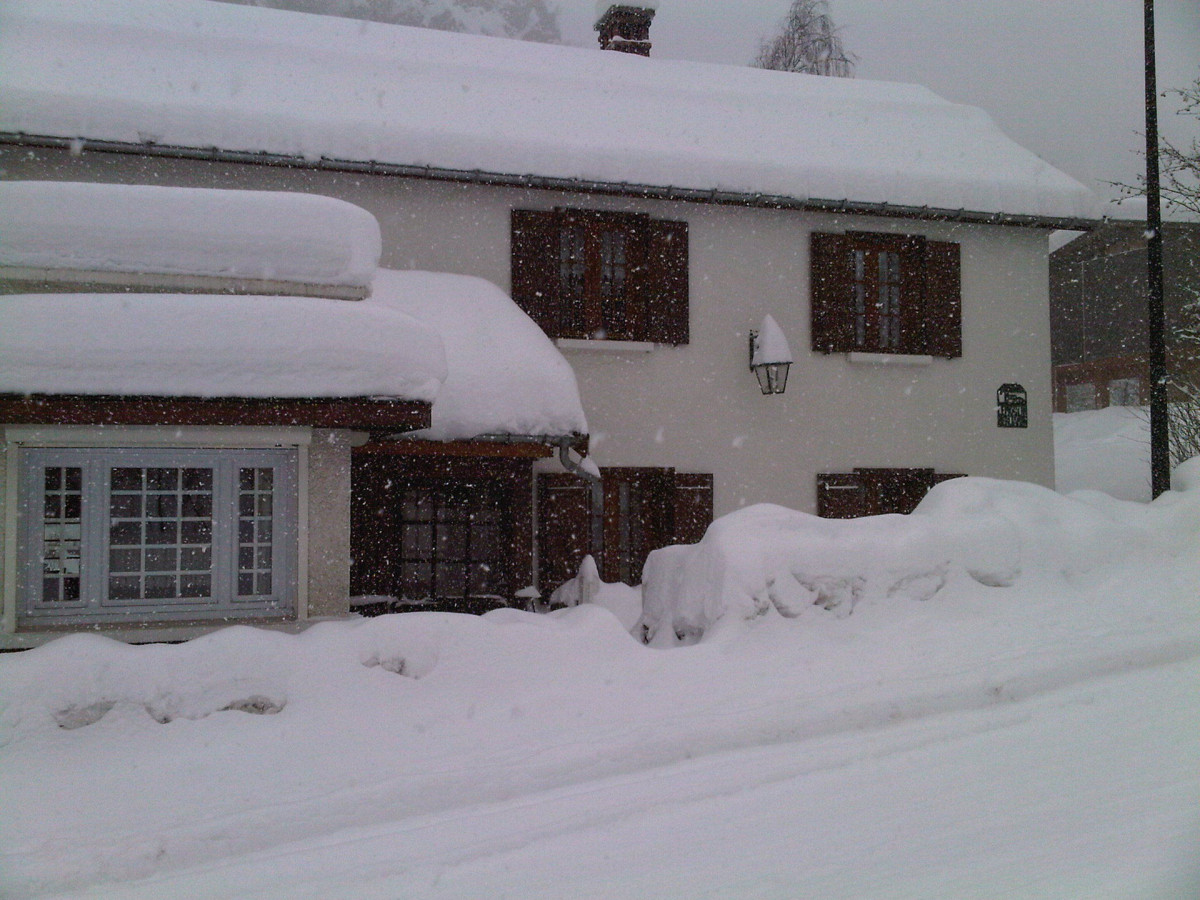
0,395,431,432
537,472,593,599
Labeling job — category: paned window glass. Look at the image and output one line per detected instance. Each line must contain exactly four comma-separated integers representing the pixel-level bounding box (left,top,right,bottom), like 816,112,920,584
19,448,295,626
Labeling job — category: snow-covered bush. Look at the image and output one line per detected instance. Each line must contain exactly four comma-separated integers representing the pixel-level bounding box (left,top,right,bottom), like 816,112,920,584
640,468,1200,646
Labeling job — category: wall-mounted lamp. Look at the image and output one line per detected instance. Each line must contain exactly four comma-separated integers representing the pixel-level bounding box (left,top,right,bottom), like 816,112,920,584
749,314,793,395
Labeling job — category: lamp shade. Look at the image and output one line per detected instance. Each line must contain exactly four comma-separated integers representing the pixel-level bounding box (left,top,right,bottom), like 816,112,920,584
749,314,793,395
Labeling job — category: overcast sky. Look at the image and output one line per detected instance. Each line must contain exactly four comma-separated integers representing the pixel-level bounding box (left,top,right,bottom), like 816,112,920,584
558,1,1199,204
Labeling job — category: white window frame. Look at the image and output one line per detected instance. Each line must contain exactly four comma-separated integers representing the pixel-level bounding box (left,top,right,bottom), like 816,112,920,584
15,445,298,626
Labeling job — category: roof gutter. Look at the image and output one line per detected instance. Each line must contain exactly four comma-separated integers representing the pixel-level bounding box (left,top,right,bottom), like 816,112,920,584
1,133,1102,232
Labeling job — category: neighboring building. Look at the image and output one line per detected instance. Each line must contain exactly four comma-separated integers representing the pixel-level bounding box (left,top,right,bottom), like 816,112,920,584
1050,198,1200,412
0,0,1099,645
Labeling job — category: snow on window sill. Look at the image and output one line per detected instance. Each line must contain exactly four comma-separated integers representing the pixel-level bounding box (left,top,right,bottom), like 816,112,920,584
555,338,655,353
847,352,933,367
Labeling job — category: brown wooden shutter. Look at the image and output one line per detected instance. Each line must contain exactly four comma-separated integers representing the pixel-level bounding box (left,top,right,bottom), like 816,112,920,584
816,472,868,518
536,472,592,597
811,232,851,352
349,456,398,597
925,240,962,358
511,209,562,337
600,467,676,585
898,234,929,355
856,467,933,515
672,472,714,544
644,218,689,345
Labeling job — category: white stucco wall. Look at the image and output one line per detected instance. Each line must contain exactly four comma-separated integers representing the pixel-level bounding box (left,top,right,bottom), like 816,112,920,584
1,148,1055,520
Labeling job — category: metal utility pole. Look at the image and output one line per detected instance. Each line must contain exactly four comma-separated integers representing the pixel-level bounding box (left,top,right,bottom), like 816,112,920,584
1145,0,1171,497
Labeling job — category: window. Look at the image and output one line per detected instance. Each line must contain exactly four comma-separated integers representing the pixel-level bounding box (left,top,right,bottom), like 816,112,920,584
511,208,689,344
1107,377,1142,407
537,468,713,594
1063,382,1097,412
18,448,296,626
817,468,965,518
394,482,508,605
811,231,962,357
350,454,531,615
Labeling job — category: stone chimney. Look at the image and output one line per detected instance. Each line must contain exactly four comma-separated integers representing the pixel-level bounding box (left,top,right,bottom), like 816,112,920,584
595,4,656,57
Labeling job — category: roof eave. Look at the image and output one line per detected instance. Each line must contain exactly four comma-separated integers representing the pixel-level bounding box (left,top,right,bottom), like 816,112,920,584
0,393,432,434
1,132,1102,232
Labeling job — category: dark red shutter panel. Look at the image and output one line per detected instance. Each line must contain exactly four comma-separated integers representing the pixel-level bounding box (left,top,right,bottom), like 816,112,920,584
349,457,397,597
925,240,962,358
672,473,714,544
810,232,851,353
511,209,562,337
816,472,867,518
898,234,929,355
536,472,592,597
644,218,689,345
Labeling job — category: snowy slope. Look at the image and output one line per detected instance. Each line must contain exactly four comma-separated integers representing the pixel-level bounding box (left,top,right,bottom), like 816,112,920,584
0,0,1097,221
1054,406,1153,502
2,471,1198,898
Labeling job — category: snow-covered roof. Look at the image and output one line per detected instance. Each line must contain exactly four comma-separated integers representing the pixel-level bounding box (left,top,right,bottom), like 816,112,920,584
368,270,587,441
0,293,445,401
0,181,381,294
0,270,586,439
0,0,1099,225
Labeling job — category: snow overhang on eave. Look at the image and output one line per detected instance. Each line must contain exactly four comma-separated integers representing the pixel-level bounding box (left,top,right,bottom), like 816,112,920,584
0,394,432,434
0,266,371,301
1,133,1105,233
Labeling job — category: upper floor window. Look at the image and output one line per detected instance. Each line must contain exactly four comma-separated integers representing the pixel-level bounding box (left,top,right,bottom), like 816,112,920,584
811,231,962,358
512,208,689,344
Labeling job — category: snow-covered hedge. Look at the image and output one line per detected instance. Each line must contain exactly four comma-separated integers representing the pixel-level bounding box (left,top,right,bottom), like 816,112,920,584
641,462,1200,645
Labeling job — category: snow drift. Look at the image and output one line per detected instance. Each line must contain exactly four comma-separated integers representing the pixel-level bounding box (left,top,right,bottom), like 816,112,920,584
0,181,382,290
641,460,1200,645
369,269,587,440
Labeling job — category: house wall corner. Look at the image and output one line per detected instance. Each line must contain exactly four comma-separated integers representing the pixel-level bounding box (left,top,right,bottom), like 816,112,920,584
305,429,354,618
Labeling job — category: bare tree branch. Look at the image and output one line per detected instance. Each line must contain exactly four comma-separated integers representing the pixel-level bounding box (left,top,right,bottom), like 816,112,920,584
754,0,855,78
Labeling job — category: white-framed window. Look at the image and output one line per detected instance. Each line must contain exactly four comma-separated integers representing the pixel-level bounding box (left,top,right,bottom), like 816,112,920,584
1063,382,1096,413
1107,377,1142,407
18,447,297,626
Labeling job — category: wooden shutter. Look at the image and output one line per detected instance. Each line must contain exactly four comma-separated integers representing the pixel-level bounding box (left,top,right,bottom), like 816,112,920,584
810,232,851,353
924,240,962,358
816,472,868,519
536,472,592,598
643,218,689,345
600,467,676,585
511,209,562,337
672,472,713,544
350,457,396,597
856,467,933,515
898,234,929,355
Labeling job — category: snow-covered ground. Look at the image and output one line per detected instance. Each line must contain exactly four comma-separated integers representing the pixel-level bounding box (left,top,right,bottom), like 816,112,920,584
2,416,1199,897
1054,406,1153,502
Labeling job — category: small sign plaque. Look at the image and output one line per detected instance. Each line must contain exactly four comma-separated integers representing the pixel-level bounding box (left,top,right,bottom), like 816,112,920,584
997,383,1028,428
